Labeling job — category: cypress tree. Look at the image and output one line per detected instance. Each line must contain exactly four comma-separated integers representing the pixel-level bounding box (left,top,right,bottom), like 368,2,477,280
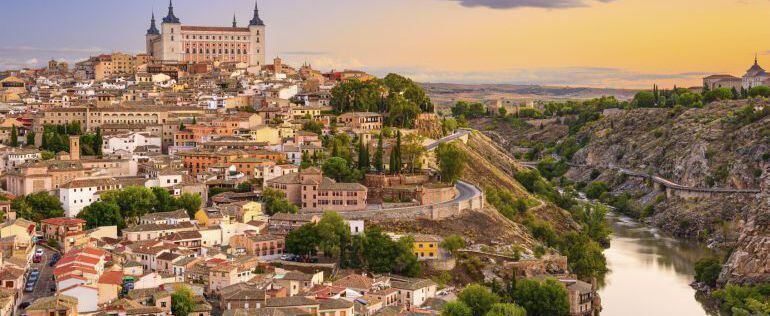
41,131,48,150
26,132,34,147
358,138,370,172
396,131,402,167
10,125,18,147
95,128,103,156
374,133,384,173
389,147,397,175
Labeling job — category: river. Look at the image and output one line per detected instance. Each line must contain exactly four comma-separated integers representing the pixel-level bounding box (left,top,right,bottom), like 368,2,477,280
598,212,717,316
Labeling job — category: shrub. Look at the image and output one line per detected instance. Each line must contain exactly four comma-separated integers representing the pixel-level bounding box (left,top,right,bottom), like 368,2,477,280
694,257,722,287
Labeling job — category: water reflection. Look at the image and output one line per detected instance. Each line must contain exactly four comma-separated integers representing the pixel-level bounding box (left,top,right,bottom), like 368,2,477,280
599,213,716,316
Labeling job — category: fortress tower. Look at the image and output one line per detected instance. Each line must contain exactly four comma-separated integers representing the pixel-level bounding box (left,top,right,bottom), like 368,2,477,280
145,0,266,67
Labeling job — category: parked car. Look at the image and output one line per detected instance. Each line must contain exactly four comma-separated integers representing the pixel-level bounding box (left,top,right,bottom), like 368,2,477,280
32,255,41,263
34,248,44,256
24,284,34,292
18,301,31,309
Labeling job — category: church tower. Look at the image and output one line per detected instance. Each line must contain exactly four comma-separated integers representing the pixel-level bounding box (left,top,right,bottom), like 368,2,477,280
248,1,266,67
69,136,80,161
160,0,182,62
145,12,161,59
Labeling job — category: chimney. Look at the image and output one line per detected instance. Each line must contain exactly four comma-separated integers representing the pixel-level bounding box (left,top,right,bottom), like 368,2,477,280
69,136,80,161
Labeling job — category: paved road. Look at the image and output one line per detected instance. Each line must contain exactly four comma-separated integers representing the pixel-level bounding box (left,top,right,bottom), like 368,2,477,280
424,129,471,151
16,246,58,315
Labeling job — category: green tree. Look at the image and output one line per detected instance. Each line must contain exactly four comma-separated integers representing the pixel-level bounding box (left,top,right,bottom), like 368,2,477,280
442,118,459,135
748,85,770,98
374,132,385,173
322,157,362,183
171,285,196,316
285,223,319,259
694,257,722,287
303,120,324,135
152,187,178,213
360,229,420,276
512,278,570,316
357,137,370,172
10,125,18,147
440,234,466,254
100,186,158,220
393,236,421,277
94,127,103,156
386,94,421,128
584,181,609,200
382,73,433,113
12,192,65,222
703,88,734,103
262,188,298,215
401,133,425,173
176,193,202,218
558,232,608,279
442,301,473,316
633,91,656,107
677,92,702,107
457,284,501,316
436,142,466,184
41,150,55,160
388,131,402,174
77,202,124,229
485,303,526,316
330,79,384,113
452,101,487,118
315,212,351,258
26,131,35,147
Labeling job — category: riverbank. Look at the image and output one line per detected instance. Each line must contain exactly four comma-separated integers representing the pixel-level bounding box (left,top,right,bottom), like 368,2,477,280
599,212,718,316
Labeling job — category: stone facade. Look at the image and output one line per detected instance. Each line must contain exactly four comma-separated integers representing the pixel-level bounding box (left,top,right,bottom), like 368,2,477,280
146,1,266,67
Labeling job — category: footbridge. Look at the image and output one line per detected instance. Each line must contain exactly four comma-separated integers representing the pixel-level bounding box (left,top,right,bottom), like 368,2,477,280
520,161,761,198
424,128,472,151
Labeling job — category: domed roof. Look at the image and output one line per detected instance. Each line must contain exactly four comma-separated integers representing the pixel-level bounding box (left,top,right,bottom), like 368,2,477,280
745,56,766,77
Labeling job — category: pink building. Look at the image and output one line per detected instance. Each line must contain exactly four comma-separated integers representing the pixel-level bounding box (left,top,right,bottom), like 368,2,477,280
266,167,367,212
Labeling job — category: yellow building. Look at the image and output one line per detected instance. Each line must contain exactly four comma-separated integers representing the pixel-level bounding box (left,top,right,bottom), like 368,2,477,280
172,83,187,92
412,234,442,260
240,201,267,223
250,126,281,145
0,218,36,245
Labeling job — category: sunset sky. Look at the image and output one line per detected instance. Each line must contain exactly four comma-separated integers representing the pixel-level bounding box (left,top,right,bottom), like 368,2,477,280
1,0,768,88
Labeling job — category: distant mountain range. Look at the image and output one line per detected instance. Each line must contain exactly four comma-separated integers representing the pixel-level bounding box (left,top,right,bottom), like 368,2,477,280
421,82,639,108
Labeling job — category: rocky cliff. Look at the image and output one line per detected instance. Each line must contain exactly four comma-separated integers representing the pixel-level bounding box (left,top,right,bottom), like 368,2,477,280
719,176,770,285
566,101,767,236
565,100,769,285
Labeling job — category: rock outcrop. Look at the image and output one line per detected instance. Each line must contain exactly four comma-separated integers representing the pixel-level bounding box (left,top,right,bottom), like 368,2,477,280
566,100,769,285
719,177,770,285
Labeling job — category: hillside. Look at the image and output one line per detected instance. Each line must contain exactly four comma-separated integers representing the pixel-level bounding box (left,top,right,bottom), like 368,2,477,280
372,131,581,252
567,101,769,237
423,82,638,111
563,100,769,285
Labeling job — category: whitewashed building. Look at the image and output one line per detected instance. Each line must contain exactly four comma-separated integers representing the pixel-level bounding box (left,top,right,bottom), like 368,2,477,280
102,131,161,154
58,178,121,217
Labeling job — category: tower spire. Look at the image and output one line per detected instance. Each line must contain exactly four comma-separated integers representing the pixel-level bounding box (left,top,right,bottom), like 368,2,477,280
147,12,159,35
163,0,180,24
233,13,237,28
249,0,265,26
755,52,758,65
